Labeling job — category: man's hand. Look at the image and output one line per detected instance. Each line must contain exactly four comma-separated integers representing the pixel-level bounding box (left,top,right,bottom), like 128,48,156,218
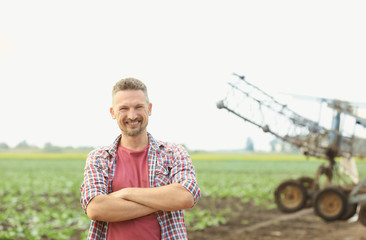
108,188,129,199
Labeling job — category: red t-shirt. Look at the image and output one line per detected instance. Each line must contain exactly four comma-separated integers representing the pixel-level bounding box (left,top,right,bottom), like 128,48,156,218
107,145,161,240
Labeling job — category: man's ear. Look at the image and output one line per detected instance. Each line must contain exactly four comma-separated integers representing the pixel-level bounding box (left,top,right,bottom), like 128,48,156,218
110,107,116,119
148,103,152,116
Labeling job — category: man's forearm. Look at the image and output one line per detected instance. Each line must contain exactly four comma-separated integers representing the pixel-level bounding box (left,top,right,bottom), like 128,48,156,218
86,194,157,222
111,183,195,211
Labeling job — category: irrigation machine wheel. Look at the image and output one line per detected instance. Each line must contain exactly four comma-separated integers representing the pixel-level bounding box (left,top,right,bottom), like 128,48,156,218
314,187,347,222
274,179,307,213
359,202,366,226
340,203,358,221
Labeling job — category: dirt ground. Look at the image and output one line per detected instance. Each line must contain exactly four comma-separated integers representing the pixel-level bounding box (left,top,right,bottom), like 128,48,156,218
187,197,366,240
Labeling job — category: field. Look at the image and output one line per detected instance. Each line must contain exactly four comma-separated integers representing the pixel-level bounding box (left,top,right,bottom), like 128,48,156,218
1,153,366,240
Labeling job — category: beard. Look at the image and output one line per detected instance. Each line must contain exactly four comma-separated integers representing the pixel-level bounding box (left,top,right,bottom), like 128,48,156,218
124,125,146,136
120,118,148,137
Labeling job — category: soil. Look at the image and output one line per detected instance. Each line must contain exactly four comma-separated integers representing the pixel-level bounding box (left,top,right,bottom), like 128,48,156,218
187,197,366,240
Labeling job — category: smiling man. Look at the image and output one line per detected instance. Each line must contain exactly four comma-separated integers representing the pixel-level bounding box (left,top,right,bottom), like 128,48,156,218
80,78,201,240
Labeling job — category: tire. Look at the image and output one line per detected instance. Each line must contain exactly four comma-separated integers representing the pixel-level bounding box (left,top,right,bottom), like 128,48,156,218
274,179,307,213
314,187,347,221
340,203,358,221
359,202,366,226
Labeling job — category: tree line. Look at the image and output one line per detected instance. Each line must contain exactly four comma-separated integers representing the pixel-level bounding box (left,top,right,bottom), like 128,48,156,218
245,137,300,153
0,137,300,154
0,140,94,153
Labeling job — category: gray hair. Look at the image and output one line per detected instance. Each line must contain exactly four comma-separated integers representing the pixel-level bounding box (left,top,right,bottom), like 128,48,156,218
112,77,149,102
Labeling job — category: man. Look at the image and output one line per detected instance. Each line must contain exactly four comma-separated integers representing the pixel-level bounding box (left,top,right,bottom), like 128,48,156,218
80,78,201,240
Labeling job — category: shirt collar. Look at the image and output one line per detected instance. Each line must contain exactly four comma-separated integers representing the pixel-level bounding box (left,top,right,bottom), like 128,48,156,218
148,132,164,152
106,132,165,157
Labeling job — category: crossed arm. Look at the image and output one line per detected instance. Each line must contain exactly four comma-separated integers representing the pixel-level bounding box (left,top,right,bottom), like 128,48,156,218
86,183,194,222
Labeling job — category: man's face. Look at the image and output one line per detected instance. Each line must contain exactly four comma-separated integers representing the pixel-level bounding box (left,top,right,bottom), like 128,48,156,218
110,90,152,137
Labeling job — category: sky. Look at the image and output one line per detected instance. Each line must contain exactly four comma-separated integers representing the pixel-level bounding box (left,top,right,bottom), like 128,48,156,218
1,0,366,151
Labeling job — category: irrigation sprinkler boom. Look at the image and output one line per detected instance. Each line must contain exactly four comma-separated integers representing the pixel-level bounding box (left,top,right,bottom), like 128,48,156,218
217,73,366,225
216,73,366,163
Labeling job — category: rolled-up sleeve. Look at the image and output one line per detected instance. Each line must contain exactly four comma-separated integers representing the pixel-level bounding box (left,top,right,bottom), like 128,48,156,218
170,144,201,204
80,150,110,213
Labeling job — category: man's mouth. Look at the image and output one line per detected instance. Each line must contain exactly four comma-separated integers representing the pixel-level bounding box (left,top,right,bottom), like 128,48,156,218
125,120,140,127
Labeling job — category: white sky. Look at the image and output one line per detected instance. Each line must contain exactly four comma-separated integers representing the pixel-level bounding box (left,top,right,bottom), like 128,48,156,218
1,0,366,151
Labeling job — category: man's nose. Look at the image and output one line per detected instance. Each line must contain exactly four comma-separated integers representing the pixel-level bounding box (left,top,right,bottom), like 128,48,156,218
128,109,137,119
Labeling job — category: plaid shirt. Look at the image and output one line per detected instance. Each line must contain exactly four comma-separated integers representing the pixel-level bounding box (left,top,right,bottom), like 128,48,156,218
80,133,201,240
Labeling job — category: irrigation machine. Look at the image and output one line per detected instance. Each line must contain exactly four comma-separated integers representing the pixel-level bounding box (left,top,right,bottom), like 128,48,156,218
217,73,366,226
